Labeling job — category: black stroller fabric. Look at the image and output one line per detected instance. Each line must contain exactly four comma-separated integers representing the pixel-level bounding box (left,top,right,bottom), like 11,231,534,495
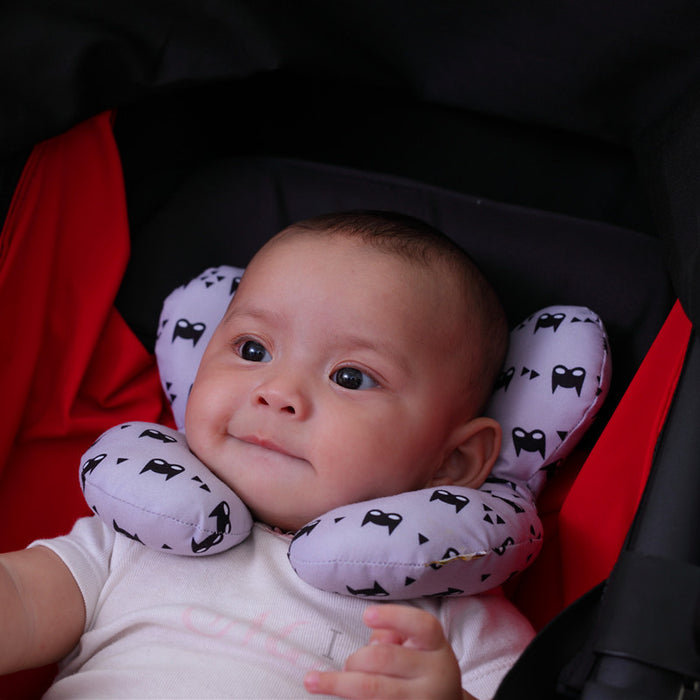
2,3,700,698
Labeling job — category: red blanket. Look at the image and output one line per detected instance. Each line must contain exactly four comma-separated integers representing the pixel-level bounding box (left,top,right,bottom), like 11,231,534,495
0,113,171,697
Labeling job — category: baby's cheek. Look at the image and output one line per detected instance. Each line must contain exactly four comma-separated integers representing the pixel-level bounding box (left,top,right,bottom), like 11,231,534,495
182,408,215,465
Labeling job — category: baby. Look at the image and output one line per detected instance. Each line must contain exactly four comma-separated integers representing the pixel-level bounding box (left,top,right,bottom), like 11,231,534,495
0,211,534,699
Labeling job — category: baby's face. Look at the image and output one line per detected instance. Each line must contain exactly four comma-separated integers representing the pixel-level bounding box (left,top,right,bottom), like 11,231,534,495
185,234,474,530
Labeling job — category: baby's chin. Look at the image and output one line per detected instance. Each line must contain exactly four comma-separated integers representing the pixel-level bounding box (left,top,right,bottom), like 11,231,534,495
251,505,316,534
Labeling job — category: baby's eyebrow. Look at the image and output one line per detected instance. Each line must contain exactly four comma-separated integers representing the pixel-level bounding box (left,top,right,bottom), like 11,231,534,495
222,304,285,328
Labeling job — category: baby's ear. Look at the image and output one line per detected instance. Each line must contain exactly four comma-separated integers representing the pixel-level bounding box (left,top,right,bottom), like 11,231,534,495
430,417,502,489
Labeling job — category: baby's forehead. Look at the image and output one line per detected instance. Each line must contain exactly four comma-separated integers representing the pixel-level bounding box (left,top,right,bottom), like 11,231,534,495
256,230,455,282
259,230,464,279
232,240,471,339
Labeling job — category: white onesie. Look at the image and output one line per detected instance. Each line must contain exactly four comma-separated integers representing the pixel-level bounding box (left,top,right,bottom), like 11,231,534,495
34,517,534,699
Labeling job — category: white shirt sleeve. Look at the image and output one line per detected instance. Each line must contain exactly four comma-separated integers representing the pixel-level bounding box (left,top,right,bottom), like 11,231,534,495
29,515,115,631
437,591,535,700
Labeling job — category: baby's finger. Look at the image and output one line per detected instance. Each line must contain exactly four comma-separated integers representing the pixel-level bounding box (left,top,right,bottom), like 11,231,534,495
344,636,424,679
363,604,447,651
305,668,409,699
368,628,404,646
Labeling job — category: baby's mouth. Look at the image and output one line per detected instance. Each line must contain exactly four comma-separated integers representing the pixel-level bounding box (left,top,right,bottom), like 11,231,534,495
237,434,297,459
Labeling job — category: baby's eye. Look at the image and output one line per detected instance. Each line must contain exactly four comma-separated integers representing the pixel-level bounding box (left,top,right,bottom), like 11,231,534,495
332,367,378,390
238,339,271,363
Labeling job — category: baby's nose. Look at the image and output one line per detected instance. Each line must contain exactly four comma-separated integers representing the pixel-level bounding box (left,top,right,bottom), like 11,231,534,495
253,378,309,418
255,393,296,415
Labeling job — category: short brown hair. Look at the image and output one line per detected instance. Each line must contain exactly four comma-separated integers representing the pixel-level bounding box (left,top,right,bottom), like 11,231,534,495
278,210,508,412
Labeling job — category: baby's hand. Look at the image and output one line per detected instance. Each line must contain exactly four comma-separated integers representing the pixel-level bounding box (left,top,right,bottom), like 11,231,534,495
305,604,475,699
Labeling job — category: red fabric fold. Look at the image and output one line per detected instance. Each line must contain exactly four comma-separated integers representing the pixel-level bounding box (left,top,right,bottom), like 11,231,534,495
0,111,173,699
557,300,691,606
0,112,172,553
511,301,691,629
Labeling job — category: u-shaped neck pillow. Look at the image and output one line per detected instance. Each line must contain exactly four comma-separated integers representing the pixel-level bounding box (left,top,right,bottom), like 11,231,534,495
80,265,611,599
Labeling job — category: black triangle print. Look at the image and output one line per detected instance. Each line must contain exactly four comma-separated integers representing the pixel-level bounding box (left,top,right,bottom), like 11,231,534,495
120,424,131,430
217,275,225,282
161,319,169,327
497,515,505,524
404,577,416,586
483,504,493,511
199,484,211,492
521,367,530,376
170,394,177,403
116,457,128,464
557,431,568,441
584,318,595,323
162,544,172,550
166,381,173,390
484,514,494,524
571,317,582,323
480,573,491,582
529,370,540,380
418,533,429,545
191,476,203,483
334,517,345,523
